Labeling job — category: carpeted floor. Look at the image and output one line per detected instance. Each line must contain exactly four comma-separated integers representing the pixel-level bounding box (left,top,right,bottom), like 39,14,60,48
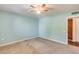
0,37,78,54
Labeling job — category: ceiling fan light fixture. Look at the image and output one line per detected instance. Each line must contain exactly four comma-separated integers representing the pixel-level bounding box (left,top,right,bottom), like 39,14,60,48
36,10,41,14
30,4,49,14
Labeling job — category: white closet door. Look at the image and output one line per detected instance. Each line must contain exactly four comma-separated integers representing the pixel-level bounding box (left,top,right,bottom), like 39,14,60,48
73,17,79,42
73,18,76,41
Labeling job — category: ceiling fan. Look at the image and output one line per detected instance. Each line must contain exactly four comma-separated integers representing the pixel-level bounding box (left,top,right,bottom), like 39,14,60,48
29,4,53,14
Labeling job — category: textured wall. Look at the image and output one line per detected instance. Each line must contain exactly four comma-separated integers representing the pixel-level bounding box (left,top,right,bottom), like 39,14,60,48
0,11,38,45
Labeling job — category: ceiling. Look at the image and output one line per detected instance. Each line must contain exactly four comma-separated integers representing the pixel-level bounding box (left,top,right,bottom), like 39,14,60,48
0,4,79,18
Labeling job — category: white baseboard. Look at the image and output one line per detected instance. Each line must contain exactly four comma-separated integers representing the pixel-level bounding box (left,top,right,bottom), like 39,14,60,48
39,36,67,45
0,37,37,47
0,36,67,47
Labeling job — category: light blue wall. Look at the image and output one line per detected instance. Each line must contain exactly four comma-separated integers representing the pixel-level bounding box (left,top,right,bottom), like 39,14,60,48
0,10,74,45
0,11,38,45
39,13,71,44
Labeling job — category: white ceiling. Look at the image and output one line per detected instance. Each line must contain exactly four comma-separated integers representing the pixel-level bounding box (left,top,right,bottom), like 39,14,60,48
0,4,79,18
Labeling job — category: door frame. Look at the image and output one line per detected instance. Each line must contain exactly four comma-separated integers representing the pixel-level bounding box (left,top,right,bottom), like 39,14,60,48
66,16,79,44
66,16,74,44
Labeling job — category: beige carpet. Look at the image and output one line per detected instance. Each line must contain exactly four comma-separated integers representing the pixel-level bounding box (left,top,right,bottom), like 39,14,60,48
0,37,78,54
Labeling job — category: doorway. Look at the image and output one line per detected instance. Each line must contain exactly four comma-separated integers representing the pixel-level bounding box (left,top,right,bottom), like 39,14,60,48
68,16,79,47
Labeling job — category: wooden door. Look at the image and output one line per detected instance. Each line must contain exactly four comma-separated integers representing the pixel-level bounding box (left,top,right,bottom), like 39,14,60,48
68,17,79,46
68,18,73,41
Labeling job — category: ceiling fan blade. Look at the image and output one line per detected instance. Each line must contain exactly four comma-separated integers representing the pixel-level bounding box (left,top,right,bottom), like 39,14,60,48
42,4,46,7
30,5,36,8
